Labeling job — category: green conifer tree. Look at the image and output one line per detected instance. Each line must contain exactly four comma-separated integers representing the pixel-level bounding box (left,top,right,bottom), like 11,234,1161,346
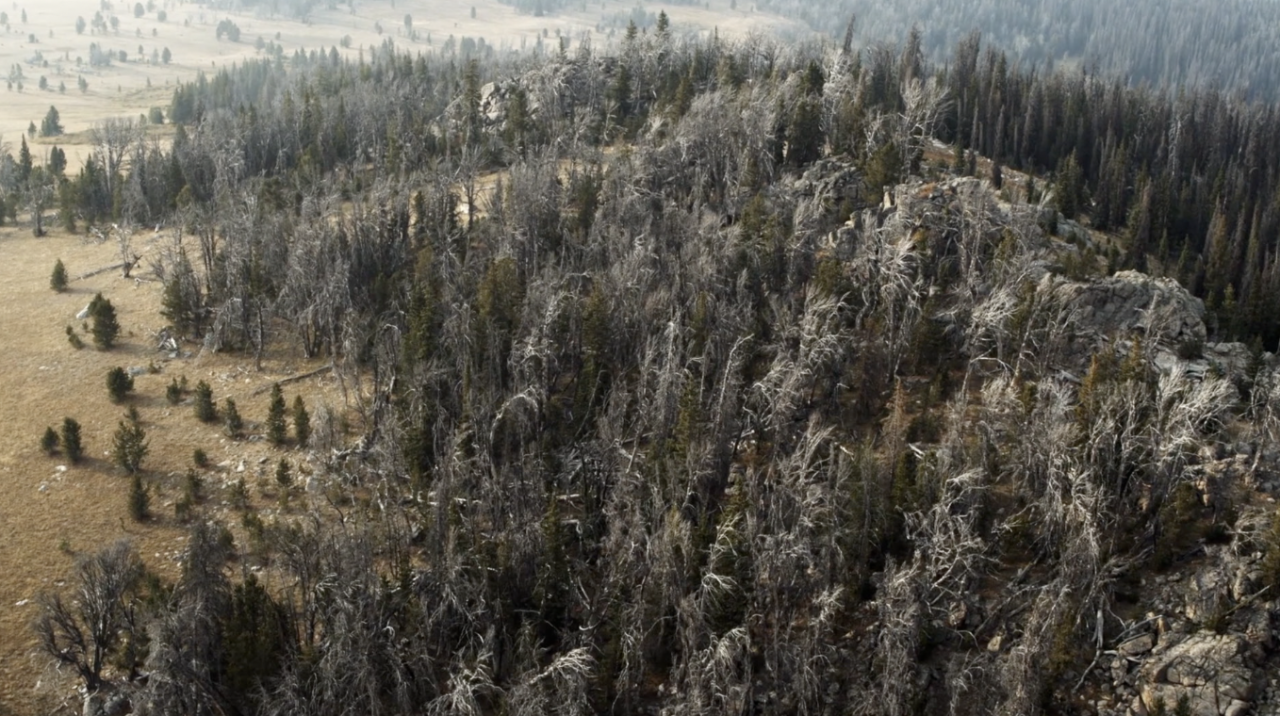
266,383,287,446
61,417,83,463
89,293,120,350
112,418,148,474
106,367,134,403
41,426,60,455
223,398,242,437
50,259,68,292
292,395,310,447
194,381,216,422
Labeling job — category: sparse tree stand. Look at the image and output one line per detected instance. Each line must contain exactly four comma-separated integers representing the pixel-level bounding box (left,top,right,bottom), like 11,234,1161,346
50,259,67,291
89,293,120,349
61,417,83,463
266,383,287,445
112,417,148,473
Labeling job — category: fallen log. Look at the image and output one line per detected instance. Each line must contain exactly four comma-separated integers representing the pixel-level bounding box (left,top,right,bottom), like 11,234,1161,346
75,263,128,280
250,364,334,395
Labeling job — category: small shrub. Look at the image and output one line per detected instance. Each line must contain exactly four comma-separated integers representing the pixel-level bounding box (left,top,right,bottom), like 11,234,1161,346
228,477,249,510
184,468,204,503
106,367,134,402
192,448,209,468
241,510,266,554
66,326,84,350
126,405,141,424
50,259,68,291
166,378,182,405
275,459,292,489
223,398,242,437
174,494,193,522
127,474,149,521
194,381,215,422
1261,510,1280,590
1177,338,1204,361
41,426,60,455
61,417,83,463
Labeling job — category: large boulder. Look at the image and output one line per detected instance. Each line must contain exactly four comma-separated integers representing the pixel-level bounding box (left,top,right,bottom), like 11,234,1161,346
1139,633,1262,716
1039,269,1206,365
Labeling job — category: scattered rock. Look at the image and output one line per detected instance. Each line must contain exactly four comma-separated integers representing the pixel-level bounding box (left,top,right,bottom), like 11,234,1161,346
1120,634,1156,657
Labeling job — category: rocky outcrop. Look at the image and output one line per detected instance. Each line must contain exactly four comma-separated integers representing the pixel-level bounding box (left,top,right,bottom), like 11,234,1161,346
791,158,862,201
1041,269,1206,361
1137,633,1262,716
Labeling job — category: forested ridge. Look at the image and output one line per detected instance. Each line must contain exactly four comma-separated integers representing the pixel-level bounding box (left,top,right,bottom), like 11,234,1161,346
10,17,1280,716
751,0,1280,102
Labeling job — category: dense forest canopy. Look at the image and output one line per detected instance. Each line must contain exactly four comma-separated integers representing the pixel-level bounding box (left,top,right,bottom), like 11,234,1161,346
9,12,1280,716
703,0,1280,101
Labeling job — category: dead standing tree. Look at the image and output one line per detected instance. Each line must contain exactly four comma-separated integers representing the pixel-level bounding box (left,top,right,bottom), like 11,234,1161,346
35,540,143,695
91,118,140,200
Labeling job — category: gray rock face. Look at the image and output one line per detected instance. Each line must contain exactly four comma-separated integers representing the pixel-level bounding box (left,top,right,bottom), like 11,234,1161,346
1139,633,1262,716
1040,270,1206,361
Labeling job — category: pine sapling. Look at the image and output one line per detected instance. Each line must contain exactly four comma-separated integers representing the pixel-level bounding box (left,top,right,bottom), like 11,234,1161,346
266,383,287,446
50,258,68,292
223,398,242,437
41,427,60,455
61,417,83,463
293,395,310,447
194,380,215,422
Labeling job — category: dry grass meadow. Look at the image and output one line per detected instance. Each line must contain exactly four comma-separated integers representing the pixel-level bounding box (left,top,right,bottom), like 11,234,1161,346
0,222,354,712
